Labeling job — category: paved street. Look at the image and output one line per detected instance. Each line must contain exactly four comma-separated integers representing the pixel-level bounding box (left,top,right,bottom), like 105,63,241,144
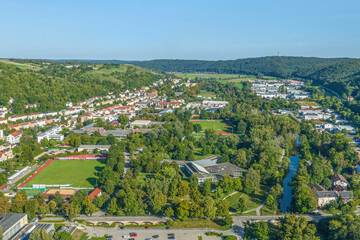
83,226,224,240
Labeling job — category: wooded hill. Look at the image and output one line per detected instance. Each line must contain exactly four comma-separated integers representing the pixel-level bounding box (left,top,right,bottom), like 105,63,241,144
113,56,360,100
72,56,360,100
0,60,169,114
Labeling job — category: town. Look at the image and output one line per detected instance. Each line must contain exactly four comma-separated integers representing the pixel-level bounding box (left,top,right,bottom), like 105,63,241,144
1,64,360,240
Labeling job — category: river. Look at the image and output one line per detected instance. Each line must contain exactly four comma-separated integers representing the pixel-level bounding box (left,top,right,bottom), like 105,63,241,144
280,135,301,213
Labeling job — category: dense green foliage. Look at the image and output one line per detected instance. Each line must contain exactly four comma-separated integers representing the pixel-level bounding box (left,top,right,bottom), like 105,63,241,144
117,56,360,102
0,61,168,113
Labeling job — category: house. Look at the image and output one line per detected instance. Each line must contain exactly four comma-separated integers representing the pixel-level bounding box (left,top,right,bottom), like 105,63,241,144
6,131,23,144
0,118,7,124
331,174,349,189
89,188,102,201
316,190,354,207
347,96,354,101
0,152,7,162
0,213,28,240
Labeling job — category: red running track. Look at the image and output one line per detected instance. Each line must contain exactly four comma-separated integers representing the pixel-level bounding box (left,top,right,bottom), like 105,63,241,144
17,159,54,189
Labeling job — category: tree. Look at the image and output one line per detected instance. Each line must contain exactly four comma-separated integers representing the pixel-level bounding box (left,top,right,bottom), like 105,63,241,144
53,191,63,207
152,190,167,214
85,202,96,216
279,214,319,240
328,213,360,240
216,200,230,217
224,214,233,226
177,181,190,197
53,231,74,240
104,180,115,195
251,222,269,240
202,179,212,196
176,200,190,221
118,114,129,126
266,194,277,211
204,196,216,219
244,168,260,195
193,123,202,133
164,207,175,217
29,229,52,240
237,197,246,212
108,198,118,215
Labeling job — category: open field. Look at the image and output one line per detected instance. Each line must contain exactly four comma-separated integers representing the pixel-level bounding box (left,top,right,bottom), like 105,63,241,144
25,160,105,188
84,64,128,84
191,120,232,133
296,101,321,108
175,72,247,80
226,185,271,213
0,59,42,70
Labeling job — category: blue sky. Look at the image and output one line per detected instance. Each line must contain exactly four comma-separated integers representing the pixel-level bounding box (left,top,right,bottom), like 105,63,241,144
0,0,359,60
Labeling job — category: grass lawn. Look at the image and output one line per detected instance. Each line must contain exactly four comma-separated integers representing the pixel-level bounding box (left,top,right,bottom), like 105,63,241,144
176,73,245,80
192,120,231,132
227,185,270,213
172,219,229,230
192,147,215,160
0,59,42,70
25,160,105,188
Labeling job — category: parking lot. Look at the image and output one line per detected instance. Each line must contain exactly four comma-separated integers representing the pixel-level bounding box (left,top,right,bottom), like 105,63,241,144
83,227,225,240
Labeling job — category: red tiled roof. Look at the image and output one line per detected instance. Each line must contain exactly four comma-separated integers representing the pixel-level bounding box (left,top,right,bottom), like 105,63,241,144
11,131,21,137
89,188,102,201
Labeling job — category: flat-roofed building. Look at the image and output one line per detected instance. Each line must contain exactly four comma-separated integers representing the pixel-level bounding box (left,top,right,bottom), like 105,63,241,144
0,213,28,240
77,145,111,153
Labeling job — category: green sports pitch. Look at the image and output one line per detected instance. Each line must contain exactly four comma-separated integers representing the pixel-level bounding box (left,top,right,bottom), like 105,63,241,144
25,160,106,188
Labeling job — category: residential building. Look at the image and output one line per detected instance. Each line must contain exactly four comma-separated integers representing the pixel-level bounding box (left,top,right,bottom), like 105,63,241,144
331,173,349,189
316,191,353,207
89,188,102,201
37,126,64,143
6,131,23,144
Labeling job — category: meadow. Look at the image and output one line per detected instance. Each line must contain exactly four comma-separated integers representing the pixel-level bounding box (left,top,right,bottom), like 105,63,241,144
25,160,106,188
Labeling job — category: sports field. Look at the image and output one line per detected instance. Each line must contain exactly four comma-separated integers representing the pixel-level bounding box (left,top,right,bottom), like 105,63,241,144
25,160,105,188
191,120,232,134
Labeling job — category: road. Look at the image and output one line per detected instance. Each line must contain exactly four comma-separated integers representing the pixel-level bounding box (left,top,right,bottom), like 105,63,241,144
83,226,223,240
123,151,130,177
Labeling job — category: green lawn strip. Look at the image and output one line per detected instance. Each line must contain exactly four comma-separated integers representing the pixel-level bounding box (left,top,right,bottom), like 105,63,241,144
227,185,270,213
260,206,279,215
25,160,105,188
172,219,229,230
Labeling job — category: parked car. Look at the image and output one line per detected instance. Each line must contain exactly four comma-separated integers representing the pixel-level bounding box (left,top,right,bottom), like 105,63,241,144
168,237,175,240
129,232,137,237
120,226,125,229
152,235,159,239
168,233,175,237
122,235,130,239
145,238,153,240
145,226,150,229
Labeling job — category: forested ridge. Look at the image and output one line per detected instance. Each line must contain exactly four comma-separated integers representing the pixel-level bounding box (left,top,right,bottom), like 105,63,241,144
0,61,168,113
108,56,360,100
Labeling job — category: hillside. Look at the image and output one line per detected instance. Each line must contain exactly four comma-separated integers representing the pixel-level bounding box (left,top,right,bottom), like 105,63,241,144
0,60,169,114
111,56,360,100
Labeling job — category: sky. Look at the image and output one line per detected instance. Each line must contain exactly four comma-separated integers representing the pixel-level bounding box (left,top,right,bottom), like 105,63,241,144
0,0,360,60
